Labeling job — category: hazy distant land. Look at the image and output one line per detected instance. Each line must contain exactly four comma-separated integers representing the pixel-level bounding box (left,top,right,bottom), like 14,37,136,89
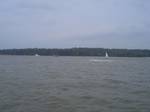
0,48,150,57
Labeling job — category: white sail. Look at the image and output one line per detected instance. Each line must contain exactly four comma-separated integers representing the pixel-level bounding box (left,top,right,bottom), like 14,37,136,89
105,52,109,58
35,54,39,56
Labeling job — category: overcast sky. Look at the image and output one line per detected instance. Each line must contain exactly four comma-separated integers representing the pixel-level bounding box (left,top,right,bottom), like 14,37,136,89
0,0,150,49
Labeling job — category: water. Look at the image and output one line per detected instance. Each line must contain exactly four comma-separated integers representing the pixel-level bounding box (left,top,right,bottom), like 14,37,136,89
0,56,150,112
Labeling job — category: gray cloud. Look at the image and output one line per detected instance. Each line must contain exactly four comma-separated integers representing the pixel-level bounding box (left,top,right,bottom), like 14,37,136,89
0,0,150,49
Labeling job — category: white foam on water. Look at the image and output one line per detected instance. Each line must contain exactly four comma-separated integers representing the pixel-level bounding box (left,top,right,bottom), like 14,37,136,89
89,59,113,62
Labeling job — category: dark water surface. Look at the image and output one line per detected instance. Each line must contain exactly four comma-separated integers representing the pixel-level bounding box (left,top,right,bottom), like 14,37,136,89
0,56,150,112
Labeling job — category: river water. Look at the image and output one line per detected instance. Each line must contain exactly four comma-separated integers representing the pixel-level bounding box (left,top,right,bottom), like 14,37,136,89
0,56,150,112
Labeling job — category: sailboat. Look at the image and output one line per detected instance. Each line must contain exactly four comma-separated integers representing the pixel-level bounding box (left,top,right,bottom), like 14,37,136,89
35,54,40,56
105,52,109,58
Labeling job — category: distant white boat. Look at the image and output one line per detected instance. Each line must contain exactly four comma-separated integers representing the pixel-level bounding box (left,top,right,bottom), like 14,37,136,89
35,54,40,56
105,52,109,58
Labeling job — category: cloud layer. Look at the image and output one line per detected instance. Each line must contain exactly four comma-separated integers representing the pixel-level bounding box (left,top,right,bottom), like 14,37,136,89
0,0,150,49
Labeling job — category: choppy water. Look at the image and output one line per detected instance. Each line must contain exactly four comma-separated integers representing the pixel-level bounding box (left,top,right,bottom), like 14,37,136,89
0,56,150,112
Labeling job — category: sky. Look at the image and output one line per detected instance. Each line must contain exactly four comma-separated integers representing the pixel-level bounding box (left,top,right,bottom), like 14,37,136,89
0,0,150,49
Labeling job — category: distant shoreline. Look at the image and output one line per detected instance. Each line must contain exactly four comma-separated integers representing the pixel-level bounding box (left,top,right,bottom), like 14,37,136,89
0,48,150,57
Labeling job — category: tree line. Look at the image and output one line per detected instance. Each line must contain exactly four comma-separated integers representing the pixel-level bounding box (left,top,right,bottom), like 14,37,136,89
0,48,150,57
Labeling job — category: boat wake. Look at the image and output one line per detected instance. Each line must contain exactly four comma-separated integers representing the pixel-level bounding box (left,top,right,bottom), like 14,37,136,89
89,59,113,62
